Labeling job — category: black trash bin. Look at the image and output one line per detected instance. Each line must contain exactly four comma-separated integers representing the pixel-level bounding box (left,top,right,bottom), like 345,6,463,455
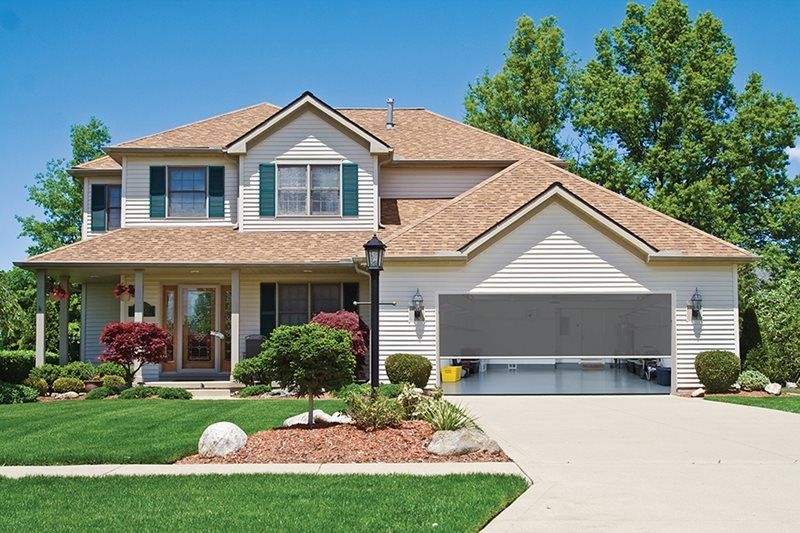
656,366,671,386
245,335,266,359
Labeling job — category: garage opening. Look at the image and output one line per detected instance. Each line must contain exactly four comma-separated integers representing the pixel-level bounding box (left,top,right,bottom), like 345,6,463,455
439,294,672,395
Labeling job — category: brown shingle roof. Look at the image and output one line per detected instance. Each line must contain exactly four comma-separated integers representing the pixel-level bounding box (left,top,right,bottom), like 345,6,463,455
380,198,450,229
74,155,121,170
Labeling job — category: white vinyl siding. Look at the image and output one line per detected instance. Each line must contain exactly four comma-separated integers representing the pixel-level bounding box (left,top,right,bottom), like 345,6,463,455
379,166,504,199
80,283,119,363
82,176,122,239
123,156,238,226
241,109,376,230
379,203,738,390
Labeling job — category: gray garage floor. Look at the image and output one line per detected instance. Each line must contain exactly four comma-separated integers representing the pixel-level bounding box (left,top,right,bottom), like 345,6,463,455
441,363,670,395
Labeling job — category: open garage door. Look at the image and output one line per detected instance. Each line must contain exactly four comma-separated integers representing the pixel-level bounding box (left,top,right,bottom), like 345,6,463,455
439,294,672,395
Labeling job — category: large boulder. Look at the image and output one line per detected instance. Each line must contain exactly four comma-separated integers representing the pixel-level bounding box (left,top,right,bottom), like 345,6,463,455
198,422,247,457
765,383,782,396
283,409,353,427
427,429,501,456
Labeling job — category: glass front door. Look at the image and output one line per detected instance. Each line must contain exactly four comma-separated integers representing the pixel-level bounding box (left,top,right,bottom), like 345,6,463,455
181,287,217,369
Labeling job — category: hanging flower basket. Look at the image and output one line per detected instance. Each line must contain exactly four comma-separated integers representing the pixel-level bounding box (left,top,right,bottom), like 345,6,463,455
114,283,135,302
48,284,69,302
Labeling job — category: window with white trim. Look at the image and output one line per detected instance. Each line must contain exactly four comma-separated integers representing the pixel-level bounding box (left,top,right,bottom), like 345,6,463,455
168,167,207,217
277,164,340,216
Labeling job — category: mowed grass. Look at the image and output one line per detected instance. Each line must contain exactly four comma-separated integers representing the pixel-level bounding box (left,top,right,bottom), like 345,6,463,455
0,473,527,532
0,399,343,465
706,395,800,414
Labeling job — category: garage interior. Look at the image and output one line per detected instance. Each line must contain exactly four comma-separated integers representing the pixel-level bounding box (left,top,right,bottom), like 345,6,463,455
439,294,673,395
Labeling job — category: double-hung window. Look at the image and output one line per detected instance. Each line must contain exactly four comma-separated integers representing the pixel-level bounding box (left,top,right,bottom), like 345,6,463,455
277,283,349,326
277,164,340,216
106,185,121,230
168,167,207,217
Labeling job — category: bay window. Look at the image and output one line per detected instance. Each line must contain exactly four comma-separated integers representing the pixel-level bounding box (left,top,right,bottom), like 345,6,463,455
277,164,340,216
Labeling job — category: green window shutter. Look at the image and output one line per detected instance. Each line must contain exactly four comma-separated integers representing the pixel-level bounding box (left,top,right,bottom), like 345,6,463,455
343,283,359,313
259,163,276,217
90,184,107,231
342,163,359,216
208,166,225,218
259,283,277,337
149,166,166,218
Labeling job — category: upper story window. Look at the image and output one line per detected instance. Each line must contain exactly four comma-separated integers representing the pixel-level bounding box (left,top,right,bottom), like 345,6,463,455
168,167,207,217
277,164,340,216
106,185,121,230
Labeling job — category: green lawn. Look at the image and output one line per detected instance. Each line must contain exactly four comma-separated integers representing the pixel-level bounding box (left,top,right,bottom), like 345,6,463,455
0,399,343,465
705,395,800,414
0,473,526,532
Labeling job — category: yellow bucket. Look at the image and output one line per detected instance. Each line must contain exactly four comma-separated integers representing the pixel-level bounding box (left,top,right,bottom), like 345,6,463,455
441,365,462,382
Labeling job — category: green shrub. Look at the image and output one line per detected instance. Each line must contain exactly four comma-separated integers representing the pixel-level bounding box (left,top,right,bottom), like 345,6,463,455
695,350,740,393
344,389,403,430
419,398,479,431
155,387,192,400
0,350,59,384
332,382,402,399
29,364,63,387
377,383,402,398
238,384,271,397
96,362,127,379
52,376,85,394
737,369,770,391
62,361,96,381
118,386,192,400
85,386,115,400
232,357,271,386
101,374,126,390
22,377,48,396
745,342,800,385
0,381,39,404
384,353,432,388
397,383,425,419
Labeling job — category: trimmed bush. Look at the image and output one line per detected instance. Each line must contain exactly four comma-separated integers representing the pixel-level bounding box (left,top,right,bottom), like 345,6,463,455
419,398,479,431
238,384,271,398
232,357,271,386
62,361,96,381
311,310,369,379
344,389,403,430
737,370,770,391
0,350,58,384
155,387,193,400
745,342,800,385
52,376,85,394
28,364,63,387
384,353,432,388
695,350,740,393
0,381,39,404
101,375,126,390
22,377,48,396
85,386,115,400
96,362,127,379
118,386,192,400
333,382,403,399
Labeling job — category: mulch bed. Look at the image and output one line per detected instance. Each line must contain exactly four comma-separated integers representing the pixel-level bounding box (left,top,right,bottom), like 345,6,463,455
177,420,510,464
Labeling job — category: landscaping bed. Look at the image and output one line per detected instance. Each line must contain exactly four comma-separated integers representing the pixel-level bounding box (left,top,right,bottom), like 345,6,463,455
179,420,509,464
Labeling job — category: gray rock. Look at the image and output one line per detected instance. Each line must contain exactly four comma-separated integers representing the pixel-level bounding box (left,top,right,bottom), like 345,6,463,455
786,382,797,389
283,409,353,427
691,387,705,398
198,422,247,457
270,388,293,397
427,429,501,456
53,391,80,400
732,383,741,392
765,383,782,396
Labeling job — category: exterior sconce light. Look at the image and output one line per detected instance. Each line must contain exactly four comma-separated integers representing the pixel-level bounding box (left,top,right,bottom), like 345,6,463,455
410,288,425,321
689,288,703,320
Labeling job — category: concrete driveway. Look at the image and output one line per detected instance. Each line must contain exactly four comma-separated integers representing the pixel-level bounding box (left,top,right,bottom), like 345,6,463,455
457,395,800,532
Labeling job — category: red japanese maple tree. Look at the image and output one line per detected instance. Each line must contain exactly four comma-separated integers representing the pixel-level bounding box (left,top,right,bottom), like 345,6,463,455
311,310,369,380
99,322,172,386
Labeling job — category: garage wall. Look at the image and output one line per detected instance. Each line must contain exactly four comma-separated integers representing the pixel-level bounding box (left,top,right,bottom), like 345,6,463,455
379,202,739,390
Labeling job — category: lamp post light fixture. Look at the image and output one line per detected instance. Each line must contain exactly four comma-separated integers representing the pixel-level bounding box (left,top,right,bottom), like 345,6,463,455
363,235,386,387
690,288,703,320
410,288,425,321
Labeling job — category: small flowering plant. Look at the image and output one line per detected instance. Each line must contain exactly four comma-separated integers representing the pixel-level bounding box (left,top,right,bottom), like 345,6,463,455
48,284,69,302
114,283,135,302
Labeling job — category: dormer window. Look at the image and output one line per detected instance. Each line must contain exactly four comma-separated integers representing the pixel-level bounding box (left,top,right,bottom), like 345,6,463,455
277,163,340,216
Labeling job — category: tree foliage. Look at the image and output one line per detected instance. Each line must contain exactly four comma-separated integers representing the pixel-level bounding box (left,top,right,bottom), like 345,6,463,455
99,322,172,386
465,15,576,157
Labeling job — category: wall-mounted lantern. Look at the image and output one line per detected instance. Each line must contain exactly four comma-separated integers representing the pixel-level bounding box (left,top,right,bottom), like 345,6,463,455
409,288,425,321
689,288,703,320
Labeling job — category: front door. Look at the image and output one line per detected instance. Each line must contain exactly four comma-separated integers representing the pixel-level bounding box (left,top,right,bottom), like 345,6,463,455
181,287,217,369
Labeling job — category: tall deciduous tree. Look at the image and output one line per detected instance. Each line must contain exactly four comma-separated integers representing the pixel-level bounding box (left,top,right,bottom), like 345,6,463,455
464,15,575,157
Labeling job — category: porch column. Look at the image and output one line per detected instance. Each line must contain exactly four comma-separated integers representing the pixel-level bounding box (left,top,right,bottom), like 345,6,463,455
133,270,144,384
58,275,70,365
35,270,46,367
230,269,240,372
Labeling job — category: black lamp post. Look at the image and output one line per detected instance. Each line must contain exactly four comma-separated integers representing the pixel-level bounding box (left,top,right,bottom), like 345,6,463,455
363,234,386,387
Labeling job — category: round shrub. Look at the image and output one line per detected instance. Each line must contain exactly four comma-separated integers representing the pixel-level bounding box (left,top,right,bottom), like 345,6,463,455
384,354,432,389
0,381,39,404
52,376,85,394
96,362,127,378
737,370,770,391
119,386,159,399
232,357,271,386
85,386,115,400
22,377,48,396
101,374,126,390
0,350,59,384
695,350,740,393
28,364,63,386
62,361,96,381
238,384,271,397
154,387,192,400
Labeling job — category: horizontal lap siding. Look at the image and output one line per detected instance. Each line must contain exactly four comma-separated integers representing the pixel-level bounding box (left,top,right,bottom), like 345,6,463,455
241,110,376,231
124,156,238,226
379,203,738,390
379,166,503,199
81,283,119,363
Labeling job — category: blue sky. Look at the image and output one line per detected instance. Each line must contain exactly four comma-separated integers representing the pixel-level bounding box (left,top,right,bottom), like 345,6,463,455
1,0,798,269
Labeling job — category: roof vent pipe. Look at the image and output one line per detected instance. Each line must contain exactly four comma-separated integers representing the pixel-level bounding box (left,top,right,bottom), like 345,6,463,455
386,98,394,129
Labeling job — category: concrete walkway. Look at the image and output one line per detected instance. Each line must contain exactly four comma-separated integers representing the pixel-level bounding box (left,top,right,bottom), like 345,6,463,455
0,462,524,479
458,395,800,533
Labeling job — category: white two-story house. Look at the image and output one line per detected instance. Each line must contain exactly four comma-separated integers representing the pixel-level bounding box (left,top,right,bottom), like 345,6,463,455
17,92,755,394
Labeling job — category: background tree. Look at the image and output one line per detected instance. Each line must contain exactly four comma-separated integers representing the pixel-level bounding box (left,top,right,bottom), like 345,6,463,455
465,15,575,157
